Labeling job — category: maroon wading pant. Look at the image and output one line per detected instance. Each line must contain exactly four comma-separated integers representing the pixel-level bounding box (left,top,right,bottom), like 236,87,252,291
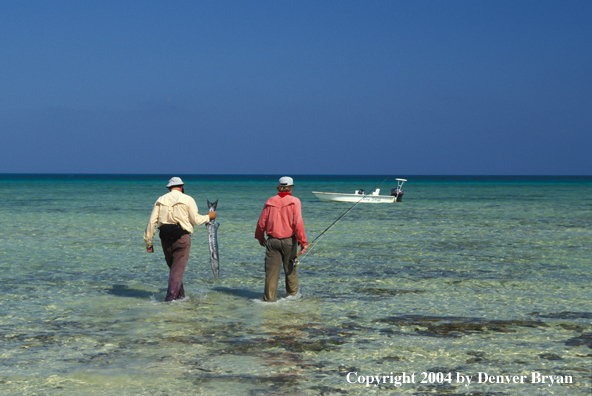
161,234,191,301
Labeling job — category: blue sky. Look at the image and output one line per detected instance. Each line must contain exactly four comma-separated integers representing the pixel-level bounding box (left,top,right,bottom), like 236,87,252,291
1,1,590,175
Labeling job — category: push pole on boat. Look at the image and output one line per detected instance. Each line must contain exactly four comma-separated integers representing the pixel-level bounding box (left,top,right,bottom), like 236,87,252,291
293,177,390,266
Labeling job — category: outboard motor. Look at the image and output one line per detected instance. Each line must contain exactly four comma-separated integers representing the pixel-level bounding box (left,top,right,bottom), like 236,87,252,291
390,187,404,202
390,178,407,202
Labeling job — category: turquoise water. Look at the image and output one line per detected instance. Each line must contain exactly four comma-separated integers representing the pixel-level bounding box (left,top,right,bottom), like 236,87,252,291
0,175,590,395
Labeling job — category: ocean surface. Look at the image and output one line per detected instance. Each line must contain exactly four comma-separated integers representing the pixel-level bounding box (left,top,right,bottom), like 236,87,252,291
0,175,590,396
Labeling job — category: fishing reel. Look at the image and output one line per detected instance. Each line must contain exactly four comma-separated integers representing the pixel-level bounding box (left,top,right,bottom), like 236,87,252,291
291,242,312,266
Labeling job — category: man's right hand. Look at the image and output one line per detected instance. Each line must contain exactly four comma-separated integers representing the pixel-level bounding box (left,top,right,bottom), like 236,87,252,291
209,211,216,220
147,246,154,253
300,243,310,253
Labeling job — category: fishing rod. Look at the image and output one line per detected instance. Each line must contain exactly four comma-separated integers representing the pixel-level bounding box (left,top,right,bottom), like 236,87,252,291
293,177,389,265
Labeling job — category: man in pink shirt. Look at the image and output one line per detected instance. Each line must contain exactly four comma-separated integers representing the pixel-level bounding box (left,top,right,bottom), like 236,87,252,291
255,176,307,302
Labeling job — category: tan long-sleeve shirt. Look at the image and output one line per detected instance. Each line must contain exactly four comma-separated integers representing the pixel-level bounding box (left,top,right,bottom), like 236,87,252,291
143,190,211,248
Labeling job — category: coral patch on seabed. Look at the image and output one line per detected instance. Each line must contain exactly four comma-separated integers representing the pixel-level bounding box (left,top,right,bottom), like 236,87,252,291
374,315,547,337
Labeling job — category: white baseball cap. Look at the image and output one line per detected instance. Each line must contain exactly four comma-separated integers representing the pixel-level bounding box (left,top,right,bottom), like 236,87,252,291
279,176,294,186
166,177,184,188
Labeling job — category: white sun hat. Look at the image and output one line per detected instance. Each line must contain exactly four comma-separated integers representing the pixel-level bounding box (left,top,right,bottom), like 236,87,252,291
166,177,184,188
279,176,294,186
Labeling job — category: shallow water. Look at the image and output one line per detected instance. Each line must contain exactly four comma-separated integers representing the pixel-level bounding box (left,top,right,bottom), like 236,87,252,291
0,175,591,395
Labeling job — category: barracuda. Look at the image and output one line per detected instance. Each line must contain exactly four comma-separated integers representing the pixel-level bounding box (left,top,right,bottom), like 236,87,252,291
206,199,220,279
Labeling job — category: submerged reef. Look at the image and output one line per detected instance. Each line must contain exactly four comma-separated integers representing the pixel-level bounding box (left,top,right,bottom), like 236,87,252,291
374,315,547,338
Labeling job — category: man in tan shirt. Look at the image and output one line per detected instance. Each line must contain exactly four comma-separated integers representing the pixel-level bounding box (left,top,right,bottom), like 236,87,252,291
144,177,216,301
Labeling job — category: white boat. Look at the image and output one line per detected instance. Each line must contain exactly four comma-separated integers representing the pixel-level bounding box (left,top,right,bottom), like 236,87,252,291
313,179,407,203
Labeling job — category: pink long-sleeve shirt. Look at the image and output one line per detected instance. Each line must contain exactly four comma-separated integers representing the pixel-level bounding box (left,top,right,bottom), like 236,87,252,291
255,193,307,246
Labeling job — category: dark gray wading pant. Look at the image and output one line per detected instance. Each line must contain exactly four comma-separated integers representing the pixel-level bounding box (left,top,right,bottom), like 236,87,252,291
161,234,191,302
264,236,298,302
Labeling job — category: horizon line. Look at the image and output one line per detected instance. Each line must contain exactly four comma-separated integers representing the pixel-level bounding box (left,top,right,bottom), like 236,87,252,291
1,173,591,178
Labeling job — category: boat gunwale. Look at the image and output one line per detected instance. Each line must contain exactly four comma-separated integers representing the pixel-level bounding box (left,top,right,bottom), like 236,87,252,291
312,191,393,198
312,191,397,203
